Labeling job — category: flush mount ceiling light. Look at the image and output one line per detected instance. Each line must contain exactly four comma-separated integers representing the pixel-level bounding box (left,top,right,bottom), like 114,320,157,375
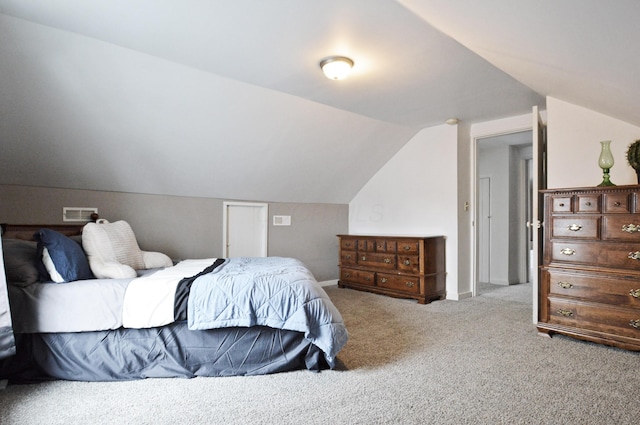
319,56,354,80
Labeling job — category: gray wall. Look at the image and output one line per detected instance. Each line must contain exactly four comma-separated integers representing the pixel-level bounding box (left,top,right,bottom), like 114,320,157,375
0,185,348,281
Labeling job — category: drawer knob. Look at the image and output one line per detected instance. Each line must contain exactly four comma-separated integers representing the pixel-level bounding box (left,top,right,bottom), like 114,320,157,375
628,252,640,260
404,259,411,266
630,289,640,298
361,256,367,261
615,201,622,207
568,224,582,232
630,319,640,329
560,248,576,256
365,276,372,281
585,201,591,206
405,281,415,288
558,203,565,207
557,281,573,289
622,224,640,233
403,245,411,251
345,273,351,278
345,255,351,260
384,258,392,264
557,309,574,317
381,277,388,283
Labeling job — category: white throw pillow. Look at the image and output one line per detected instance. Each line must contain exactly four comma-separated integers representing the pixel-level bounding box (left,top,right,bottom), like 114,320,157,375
82,220,147,279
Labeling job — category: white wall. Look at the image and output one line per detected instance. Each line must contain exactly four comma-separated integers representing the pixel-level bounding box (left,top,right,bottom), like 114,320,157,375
349,124,459,299
547,97,640,188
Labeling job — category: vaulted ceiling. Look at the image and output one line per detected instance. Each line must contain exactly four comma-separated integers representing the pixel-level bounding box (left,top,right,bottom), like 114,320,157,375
0,1,636,203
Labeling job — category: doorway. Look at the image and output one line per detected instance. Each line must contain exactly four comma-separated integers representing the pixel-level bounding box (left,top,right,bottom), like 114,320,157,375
223,201,268,258
475,131,532,295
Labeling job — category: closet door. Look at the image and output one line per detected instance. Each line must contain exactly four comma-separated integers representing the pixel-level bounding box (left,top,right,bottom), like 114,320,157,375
223,202,268,258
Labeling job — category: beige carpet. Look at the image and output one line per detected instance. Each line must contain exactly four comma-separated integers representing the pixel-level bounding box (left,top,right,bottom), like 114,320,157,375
2,283,639,424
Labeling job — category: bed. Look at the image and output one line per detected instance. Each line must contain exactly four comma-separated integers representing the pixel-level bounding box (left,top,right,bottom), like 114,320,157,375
0,220,348,383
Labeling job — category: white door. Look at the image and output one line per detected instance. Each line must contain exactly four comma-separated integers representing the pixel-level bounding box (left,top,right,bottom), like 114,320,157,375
223,202,268,258
478,177,491,283
531,106,547,324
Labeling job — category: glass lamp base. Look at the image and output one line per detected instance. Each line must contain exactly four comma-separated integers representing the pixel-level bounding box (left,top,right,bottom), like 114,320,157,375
598,169,616,187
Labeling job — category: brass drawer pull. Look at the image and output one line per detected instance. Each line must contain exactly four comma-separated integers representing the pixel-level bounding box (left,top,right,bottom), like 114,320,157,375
381,277,388,283
365,276,372,281
630,289,640,298
361,256,367,261
384,258,392,264
630,319,640,329
568,224,582,231
622,224,640,233
628,252,640,260
557,281,573,289
403,245,411,251
404,259,411,266
405,281,415,288
560,248,575,256
557,309,574,317
345,254,351,260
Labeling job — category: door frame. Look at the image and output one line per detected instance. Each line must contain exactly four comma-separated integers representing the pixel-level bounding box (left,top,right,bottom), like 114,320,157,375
222,201,269,258
470,113,537,298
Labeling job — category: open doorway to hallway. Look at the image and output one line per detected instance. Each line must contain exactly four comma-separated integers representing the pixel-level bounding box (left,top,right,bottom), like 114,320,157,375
476,131,532,296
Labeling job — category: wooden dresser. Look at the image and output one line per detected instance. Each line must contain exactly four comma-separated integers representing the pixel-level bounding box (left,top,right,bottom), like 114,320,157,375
539,185,640,351
337,235,446,304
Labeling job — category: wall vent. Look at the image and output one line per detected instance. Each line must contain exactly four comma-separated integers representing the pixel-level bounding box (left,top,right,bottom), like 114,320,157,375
63,207,98,222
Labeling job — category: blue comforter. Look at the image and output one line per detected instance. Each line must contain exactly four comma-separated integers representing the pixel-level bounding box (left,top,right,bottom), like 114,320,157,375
188,257,348,367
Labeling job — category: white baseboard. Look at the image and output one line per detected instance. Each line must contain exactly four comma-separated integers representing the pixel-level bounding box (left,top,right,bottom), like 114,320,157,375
318,279,338,287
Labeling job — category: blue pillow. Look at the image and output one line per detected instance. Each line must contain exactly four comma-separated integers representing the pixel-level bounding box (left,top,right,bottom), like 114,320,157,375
35,229,94,283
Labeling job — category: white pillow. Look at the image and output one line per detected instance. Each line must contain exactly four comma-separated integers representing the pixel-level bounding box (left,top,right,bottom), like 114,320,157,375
83,220,167,279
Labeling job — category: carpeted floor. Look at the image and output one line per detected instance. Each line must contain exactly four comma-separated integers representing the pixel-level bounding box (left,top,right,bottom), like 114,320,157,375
1,282,639,424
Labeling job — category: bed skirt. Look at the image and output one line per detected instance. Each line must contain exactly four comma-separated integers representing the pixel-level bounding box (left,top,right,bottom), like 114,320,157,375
0,323,328,383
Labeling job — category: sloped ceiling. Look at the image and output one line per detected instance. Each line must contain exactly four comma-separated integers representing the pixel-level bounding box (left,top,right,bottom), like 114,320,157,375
2,1,634,204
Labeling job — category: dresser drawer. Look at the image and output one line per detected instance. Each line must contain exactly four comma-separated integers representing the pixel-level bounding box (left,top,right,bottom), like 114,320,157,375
544,269,640,307
551,217,599,239
603,215,640,241
548,241,640,270
374,239,397,253
340,238,357,251
603,192,633,213
397,239,420,254
576,194,600,213
358,252,396,269
377,273,420,294
547,298,640,339
340,268,375,286
397,255,420,273
551,196,573,213
340,250,357,266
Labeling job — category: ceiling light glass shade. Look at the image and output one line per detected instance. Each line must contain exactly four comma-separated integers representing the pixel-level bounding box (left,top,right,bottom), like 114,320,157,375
320,56,354,80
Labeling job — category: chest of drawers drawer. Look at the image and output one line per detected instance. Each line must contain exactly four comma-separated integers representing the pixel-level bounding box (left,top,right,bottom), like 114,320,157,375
547,297,640,339
551,217,600,239
377,273,420,294
543,269,640,307
340,267,375,286
548,241,640,270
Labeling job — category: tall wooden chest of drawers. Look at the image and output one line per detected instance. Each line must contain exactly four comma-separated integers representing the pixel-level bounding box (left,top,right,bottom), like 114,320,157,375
337,235,446,304
539,185,640,351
